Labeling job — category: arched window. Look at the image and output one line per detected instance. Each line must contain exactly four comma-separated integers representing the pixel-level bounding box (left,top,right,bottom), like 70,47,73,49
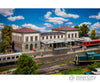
25,44,28,50
35,43,37,48
75,33,77,38
72,34,73,38
68,34,70,38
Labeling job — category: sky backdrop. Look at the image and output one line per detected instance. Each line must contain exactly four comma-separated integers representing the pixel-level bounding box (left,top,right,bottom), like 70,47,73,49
0,8,100,37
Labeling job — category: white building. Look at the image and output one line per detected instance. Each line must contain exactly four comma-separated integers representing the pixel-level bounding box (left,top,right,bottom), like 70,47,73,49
12,28,40,52
12,26,82,51
52,26,80,46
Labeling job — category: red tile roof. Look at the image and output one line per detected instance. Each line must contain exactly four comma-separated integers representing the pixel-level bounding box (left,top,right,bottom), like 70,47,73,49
13,28,40,33
52,26,79,31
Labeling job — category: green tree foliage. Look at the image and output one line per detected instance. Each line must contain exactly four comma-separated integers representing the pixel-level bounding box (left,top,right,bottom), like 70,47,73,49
13,54,40,74
74,25,82,37
0,42,4,53
1,25,13,49
87,62,100,71
91,29,96,40
80,24,90,37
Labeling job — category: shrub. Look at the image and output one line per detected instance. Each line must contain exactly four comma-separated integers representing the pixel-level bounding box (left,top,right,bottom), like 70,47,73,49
87,62,100,71
13,53,40,74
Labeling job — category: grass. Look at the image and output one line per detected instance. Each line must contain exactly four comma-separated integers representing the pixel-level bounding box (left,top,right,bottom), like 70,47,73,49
0,67,16,73
61,61,73,65
37,62,45,66
54,68,84,75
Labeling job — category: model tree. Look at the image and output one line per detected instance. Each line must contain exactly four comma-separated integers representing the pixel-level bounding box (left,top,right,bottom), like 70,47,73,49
91,29,96,40
74,25,82,37
1,25,13,49
13,53,40,74
0,42,4,53
80,24,90,37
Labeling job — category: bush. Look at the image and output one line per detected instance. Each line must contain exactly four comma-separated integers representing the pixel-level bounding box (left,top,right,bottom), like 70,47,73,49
87,62,100,71
13,53,40,74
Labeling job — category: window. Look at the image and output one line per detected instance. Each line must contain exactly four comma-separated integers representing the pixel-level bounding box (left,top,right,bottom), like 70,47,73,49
30,36,33,41
87,42,89,45
25,44,28,50
54,35,56,39
50,36,52,39
35,43,37,48
26,37,28,42
46,36,48,39
0,58,1,61
7,57,10,60
75,33,77,38
68,34,70,38
61,35,63,38
16,56,19,58
72,34,73,38
12,56,15,59
58,35,59,38
42,36,44,40
3,58,6,60
35,36,38,41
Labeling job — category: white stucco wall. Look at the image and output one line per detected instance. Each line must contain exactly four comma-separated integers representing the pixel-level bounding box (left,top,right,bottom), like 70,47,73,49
12,33,22,36
66,31,79,39
24,33,40,42
41,35,65,41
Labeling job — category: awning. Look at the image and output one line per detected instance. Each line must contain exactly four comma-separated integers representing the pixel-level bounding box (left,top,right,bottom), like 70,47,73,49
41,39,65,44
66,39,75,42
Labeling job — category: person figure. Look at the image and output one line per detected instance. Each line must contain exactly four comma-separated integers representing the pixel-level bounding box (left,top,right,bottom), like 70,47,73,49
41,52,43,57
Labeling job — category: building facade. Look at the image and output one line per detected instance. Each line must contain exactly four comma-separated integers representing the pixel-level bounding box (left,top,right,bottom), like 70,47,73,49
12,26,81,52
52,26,80,46
12,28,40,52
40,32,66,48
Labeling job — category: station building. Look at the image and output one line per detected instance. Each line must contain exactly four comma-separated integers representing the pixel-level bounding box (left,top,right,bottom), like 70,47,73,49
12,28,40,52
12,26,86,52
52,26,80,47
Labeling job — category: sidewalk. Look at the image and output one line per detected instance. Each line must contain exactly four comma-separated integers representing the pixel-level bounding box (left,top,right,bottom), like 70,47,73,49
21,48,52,54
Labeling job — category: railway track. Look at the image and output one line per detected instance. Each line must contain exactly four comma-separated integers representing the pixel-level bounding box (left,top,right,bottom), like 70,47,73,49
0,47,100,74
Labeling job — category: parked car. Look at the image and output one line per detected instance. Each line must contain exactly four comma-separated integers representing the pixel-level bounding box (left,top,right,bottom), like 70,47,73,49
91,68,100,75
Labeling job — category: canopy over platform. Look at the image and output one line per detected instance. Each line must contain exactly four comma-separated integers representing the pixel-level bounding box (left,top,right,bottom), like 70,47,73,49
41,39,65,44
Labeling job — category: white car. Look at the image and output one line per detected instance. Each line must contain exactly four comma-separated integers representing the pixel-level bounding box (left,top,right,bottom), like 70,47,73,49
91,68,100,75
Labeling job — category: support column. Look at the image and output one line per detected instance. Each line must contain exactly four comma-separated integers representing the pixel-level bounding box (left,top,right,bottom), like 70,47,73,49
22,44,25,52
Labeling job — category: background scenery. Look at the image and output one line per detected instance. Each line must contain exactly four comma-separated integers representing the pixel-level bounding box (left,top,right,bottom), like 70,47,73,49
0,8,100,40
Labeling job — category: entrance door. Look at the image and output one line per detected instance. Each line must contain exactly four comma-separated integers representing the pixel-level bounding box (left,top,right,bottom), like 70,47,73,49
50,44,52,48
72,42,74,46
53,43,56,48
30,44,33,50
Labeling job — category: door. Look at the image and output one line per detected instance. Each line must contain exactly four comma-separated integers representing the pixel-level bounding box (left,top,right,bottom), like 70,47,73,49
30,44,33,50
